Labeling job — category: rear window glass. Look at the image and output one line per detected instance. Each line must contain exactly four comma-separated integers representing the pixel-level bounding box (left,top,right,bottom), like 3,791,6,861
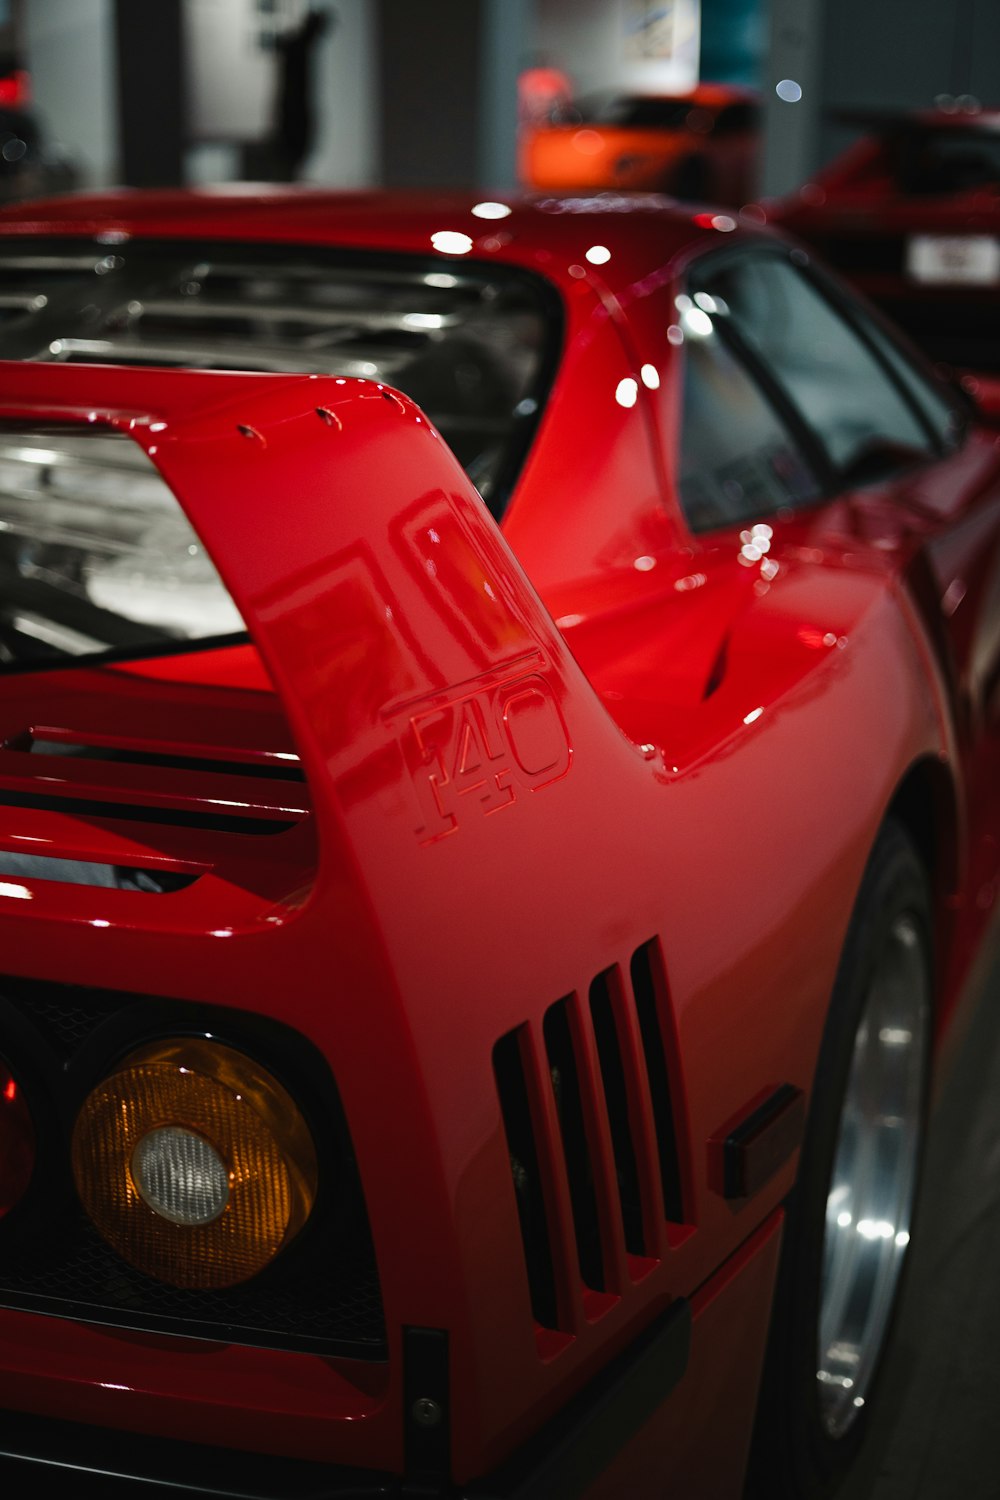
0,242,561,520
0,426,243,671
887,126,1000,195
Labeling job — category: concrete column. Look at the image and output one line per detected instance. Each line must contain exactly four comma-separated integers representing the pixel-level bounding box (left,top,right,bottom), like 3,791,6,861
113,0,184,188
23,0,118,188
761,0,823,196
478,0,530,190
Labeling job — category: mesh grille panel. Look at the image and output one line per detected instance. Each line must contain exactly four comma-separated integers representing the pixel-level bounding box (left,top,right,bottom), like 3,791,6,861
0,978,386,1358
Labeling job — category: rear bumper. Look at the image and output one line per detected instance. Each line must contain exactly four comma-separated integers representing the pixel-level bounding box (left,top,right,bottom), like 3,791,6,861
0,1302,691,1500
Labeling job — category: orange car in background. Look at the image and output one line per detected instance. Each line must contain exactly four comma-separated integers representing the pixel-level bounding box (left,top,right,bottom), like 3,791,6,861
519,83,760,203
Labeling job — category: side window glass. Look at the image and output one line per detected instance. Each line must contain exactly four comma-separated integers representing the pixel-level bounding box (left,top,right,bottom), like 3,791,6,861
695,254,934,485
850,309,963,452
676,299,822,532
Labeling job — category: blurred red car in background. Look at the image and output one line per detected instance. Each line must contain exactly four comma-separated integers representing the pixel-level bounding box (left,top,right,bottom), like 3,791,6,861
519,82,760,202
775,105,1000,381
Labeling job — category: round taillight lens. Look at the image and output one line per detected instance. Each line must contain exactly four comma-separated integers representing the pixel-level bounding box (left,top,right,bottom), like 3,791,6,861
0,1058,35,1218
71,1038,318,1289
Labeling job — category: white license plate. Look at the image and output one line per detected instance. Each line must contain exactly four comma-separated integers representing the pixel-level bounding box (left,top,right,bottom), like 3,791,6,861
906,234,1000,286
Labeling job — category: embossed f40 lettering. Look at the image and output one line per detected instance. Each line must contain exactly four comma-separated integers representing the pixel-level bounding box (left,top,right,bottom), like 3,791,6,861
404,672,572,843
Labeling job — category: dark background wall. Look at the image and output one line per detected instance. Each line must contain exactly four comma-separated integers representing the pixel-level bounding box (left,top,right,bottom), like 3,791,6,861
377,0,483,189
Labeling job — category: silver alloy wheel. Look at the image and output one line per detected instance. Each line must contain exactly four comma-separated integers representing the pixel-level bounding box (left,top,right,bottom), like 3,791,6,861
816,912,929,1439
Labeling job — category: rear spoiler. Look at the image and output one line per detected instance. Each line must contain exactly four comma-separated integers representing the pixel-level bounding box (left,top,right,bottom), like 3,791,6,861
0,362,629,874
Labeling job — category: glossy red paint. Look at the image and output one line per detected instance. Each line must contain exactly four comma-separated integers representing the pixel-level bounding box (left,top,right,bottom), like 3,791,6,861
0,191,995,1497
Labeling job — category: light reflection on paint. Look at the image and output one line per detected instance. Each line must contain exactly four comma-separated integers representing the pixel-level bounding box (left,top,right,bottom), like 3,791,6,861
430,231,473,255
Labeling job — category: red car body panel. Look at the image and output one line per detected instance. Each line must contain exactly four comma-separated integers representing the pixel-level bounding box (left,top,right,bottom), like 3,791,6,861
0,190,996,1494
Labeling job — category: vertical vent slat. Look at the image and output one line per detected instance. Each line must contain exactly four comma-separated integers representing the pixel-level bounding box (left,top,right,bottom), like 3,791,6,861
543,998,605,1293
630,941,686,1224
588,970,646,1256
492,1029,560,1330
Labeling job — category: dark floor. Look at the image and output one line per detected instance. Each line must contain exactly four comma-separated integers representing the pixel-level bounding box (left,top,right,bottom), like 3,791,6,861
839,925,1000,1499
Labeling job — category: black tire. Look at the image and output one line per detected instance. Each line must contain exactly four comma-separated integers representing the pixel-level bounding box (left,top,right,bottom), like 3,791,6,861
746,819,933,1498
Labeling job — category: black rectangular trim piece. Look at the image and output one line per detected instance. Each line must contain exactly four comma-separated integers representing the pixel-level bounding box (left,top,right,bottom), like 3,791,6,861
629,943,685,1223
403,1326,451,1486
492,1029,558,1329
719,1084,805,1200
463,1299,691,1500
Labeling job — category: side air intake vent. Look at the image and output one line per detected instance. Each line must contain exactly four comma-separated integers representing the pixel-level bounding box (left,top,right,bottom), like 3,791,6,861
494,940,690,1336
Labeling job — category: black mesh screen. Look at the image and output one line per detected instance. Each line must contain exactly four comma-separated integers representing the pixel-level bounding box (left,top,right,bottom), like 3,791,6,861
0,978,386,1359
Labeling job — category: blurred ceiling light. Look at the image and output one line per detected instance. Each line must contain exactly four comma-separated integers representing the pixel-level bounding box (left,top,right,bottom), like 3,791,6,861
776,79,803,103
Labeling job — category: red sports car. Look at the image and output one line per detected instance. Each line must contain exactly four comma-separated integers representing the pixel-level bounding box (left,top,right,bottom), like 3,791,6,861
0,188,997,1500
774,106,1000,381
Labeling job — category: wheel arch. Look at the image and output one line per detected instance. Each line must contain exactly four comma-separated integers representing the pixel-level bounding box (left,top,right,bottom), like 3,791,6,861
884,753,961,989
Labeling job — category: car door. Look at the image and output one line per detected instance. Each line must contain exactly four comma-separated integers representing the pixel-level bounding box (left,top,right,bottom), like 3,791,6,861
678,242,1000,748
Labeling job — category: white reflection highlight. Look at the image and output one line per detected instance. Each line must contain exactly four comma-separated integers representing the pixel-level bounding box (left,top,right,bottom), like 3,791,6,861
856,1219,895,1241
616,377,639,408
0,883,31,899
743,706,764,725
585,244,611,265
837,1211,852,1228
681,307,713,338
640,363,660,389
403,313,446,330
425,272,458,288
666,324,684,346
711,215,737,232
633,555,656,572
471,201,511,220
776,79,803,102
431,231,473,255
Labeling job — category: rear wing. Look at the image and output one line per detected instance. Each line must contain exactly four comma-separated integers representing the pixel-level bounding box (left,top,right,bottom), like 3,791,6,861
0,362,649,943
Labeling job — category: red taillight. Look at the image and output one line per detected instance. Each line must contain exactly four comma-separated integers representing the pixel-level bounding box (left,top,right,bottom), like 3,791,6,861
0,1059,35,1217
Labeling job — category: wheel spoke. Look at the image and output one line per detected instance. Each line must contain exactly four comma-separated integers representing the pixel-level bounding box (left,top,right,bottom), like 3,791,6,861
816,913,928,1438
